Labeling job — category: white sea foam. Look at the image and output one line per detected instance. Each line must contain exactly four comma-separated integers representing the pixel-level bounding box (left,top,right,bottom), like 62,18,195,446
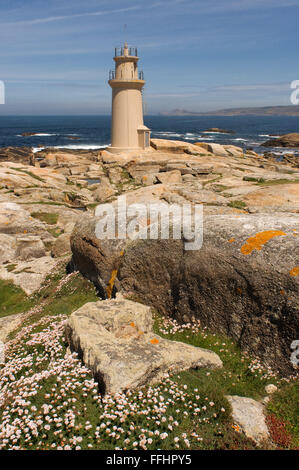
202,131,226,134
233,138,247,142
270,149,295,155
29,133,57,137
32,144,108,153
259,134,280,138
154,132,184,138
53,144,108,150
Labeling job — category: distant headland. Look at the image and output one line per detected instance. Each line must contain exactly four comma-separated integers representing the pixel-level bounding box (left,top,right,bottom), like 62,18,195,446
161,105,299,116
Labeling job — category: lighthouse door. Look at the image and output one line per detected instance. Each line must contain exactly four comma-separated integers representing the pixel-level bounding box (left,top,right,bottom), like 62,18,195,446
145,131,150,148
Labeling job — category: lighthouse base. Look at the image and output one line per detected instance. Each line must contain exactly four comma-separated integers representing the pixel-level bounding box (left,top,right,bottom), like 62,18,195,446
108,126,151,154
107,146,147,154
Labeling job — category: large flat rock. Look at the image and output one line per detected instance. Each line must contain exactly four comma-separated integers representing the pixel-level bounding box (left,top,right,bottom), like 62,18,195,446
65,299,222,394
226,395,270,445
71,212,299,375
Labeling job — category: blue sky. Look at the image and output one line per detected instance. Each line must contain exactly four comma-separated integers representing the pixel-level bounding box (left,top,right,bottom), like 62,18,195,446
1,0,299,115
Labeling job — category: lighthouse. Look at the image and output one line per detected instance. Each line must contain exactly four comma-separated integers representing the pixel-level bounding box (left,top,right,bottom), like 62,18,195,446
108,43,151,153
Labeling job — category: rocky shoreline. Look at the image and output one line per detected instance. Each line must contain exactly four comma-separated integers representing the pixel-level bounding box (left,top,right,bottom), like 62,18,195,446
0,138,298,369
0,137,298,449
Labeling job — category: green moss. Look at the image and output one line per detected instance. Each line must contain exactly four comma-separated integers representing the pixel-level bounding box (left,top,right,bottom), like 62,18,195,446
210,184,232,193
11,167,45,182
31,212,59,225
228,200,247,209
243,176,265,183
0,280,33,318
5,264,17,272
257,178,299,186
48,227,64,238
202,175,223,187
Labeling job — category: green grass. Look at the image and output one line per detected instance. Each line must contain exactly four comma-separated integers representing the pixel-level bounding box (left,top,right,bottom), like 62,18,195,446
0,271,298,450
31,212,59,225
242,176,299,186
153,315,280,400
40,273,98,319
0,312,259,450
1,261,98,328
243,176,265,183
5,264,17,272
202,175,223,187
11,167,45,182
267,381,299,448
0,280,34,318
47,227,64,238
209,184,232,193
228,200,247,210
256,178,299,186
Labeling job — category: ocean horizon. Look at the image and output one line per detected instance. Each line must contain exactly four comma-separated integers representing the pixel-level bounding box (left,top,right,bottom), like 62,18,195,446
0,114,299,156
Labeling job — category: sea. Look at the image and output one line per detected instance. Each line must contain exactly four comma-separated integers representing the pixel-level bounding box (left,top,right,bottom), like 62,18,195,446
0,115,298,157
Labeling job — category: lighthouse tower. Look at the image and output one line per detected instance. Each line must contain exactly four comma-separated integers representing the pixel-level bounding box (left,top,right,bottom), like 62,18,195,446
108,43,151,153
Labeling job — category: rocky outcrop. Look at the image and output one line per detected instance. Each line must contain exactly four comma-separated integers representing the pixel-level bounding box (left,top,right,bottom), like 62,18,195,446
51,233,71,258
0,312,25,343
93,177,115,202
0,202,62,293
156,170,182,184
65,299,222,394
262,133,299,148
71,211,299,375
15,236,46,261
243,184,299,213
150,139,207,155
226,395,270,445
0,147,35,165
204,128,234,134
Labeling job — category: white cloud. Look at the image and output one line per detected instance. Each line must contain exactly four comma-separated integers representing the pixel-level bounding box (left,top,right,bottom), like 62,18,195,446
1,5,140,26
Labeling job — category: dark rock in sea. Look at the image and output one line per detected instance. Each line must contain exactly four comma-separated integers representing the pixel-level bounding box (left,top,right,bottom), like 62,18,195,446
21,132,40,137
71,213,299,376
66,136,80,140
263,151,299,168
262,133,299,148
0,146,35,165
204,128,235,134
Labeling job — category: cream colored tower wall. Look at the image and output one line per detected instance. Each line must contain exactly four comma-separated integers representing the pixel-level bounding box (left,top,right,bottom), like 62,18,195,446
108,44,150,152
111,86,144,149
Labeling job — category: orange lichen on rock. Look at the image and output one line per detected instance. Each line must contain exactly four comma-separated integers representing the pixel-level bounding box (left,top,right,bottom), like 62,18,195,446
240,230,286,255
289,267,299,277
106,269,118,299
228,238,235,243
106,250,125,298
130,322,136,327
150,338,159,345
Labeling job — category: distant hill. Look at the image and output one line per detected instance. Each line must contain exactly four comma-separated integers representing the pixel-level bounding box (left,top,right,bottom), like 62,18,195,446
161,105,299,116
